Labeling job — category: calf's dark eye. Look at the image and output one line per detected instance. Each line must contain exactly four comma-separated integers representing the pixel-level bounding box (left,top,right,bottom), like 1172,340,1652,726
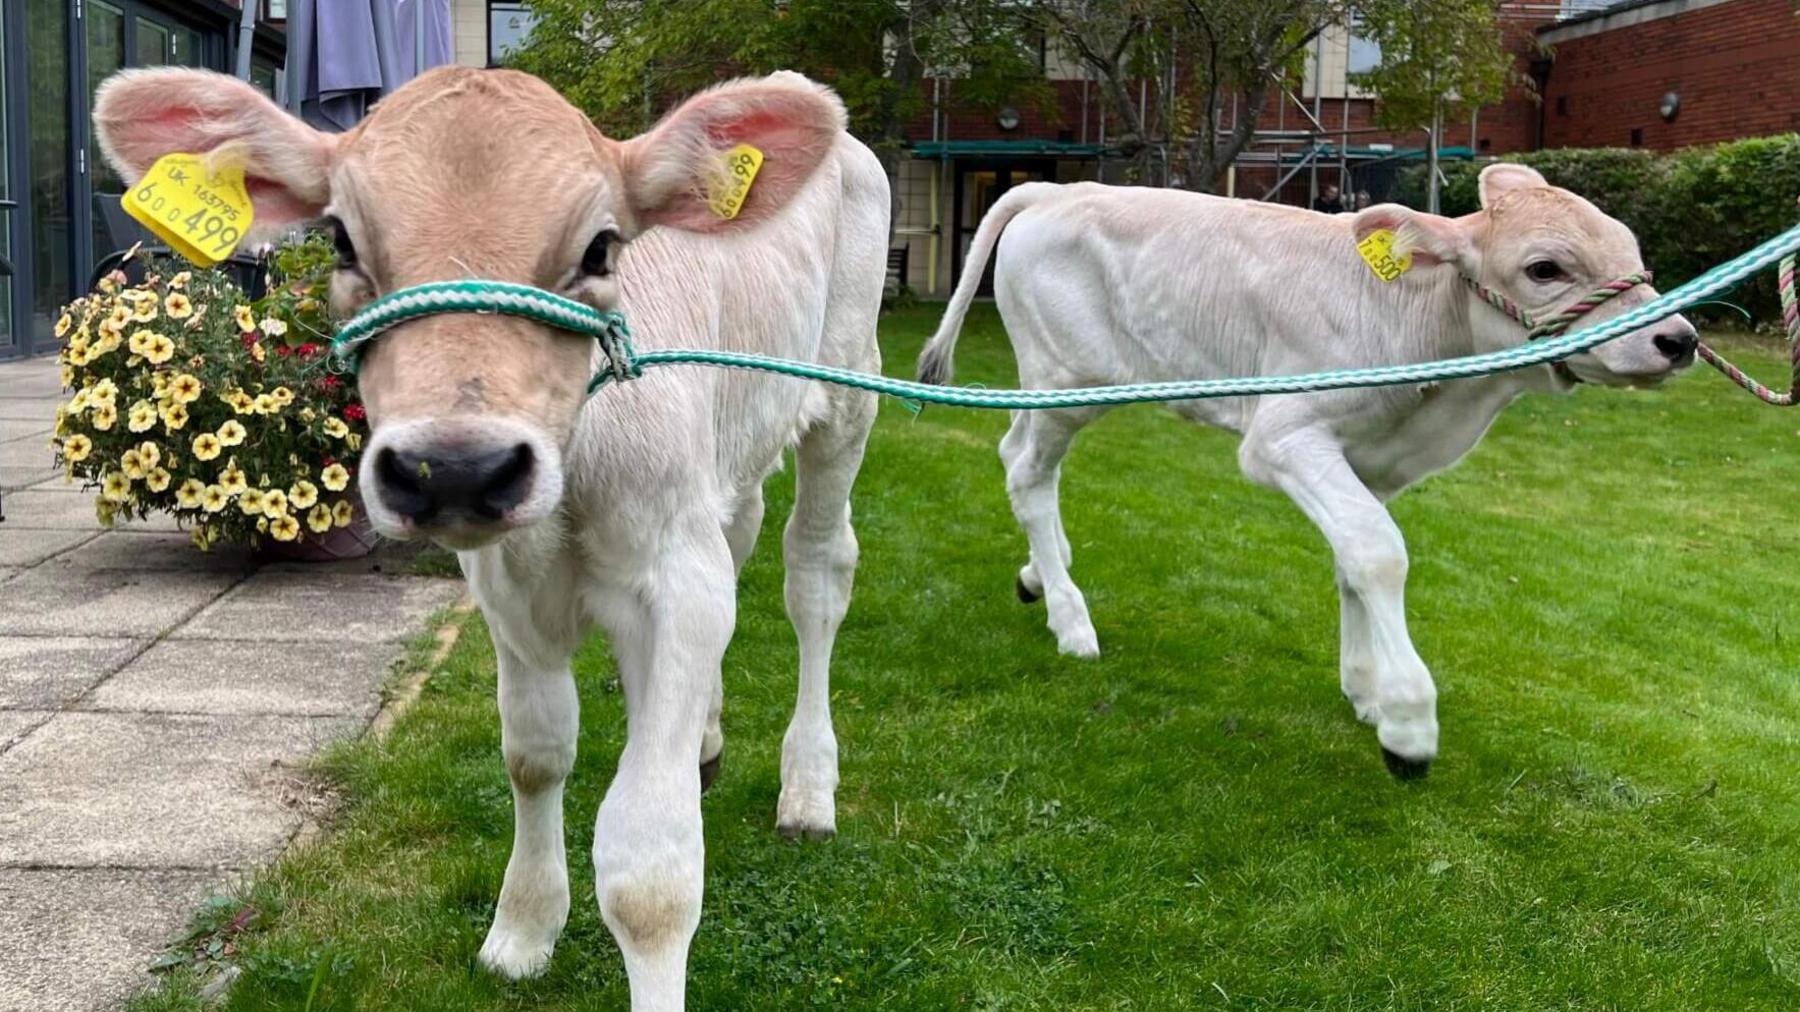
581,229,619,277
328,217,357,269
1525,260,1564,283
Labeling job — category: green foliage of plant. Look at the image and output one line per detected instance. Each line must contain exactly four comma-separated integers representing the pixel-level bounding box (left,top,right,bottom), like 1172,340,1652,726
1352,0,1515,133
47,237,368,549
1394,135,1800,323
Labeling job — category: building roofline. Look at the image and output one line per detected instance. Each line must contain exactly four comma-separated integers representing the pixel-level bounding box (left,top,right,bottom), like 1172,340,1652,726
1538,0,1736,43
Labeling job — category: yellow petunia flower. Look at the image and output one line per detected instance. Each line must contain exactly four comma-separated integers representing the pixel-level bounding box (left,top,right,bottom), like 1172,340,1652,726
234,305,256,332
128,329,155,356
95,499,118,527
192,433,222,461
168,271,191,290
121,449,146,480
218,463,248,495
160,402,189,431
260,318,288,338
60,365,75,388
253,394,277,414
66,344,90,367
262,489,289,517
226,390,256,414
332,499,355,527
145,468,172,493
54,312,72,337
306,503,334,534
169,373,202,404
92,378,118,403
127,400,158,433
238,488,265,516
61,434,93,462
107,305,132,330
299,407,317,423
176,479,206,508
345,433,363,452
200,485,229,512
144,334,175,365
68,389,91,414
101,471,131,503
90,403,118,431
250,342,265,364
271,386,294,406
322,417,349,439
320,463,350,492
216,420,246,446
136,441,160,469
269,513,300,541
289,480,319,510
164,293,193,319
190,526,212,551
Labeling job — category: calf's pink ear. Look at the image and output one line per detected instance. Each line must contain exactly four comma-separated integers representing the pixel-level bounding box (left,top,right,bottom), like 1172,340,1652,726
617,72,846,234
1478,163,1548,208
93,68,338,241
1351,204,1473,271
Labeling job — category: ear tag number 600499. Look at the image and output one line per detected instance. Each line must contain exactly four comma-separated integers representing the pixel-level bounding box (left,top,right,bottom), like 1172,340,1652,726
121,153,255,268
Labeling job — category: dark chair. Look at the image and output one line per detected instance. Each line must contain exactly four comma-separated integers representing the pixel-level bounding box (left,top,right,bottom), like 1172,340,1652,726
89,193,267,298
885,246,910,299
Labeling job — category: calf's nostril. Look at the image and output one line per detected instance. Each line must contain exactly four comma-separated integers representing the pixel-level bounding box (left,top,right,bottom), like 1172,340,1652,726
376,446,439,523
475,443,535,518
1653,330,1697,361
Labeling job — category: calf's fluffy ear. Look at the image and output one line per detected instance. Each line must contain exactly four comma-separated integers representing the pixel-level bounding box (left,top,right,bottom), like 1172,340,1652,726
1478,163,1547,208
617,71,845,233
1351,204,1473,271
93,67,337,240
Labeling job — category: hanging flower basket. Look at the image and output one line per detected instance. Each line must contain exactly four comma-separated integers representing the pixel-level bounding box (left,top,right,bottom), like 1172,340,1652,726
46,235,372,557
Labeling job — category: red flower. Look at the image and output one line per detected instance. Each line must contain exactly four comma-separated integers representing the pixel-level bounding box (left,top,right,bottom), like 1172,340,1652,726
343,403,366,422
296,343,320,358
276,345,291,357
320,375,341,392
321,456,337,467
241,332,258,348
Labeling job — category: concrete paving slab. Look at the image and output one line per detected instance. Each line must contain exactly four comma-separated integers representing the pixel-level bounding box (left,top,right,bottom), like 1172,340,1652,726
0,528,95,567
1,465,60,490
45,531,253,574
0,711,358,867
180,571,465,643
0,418,51,442
0,372,65,401
0,710,48,750
0,636,144,709
87,638,404,717
0,436,52,468
0,867,216,1012
0,398,65,421
0,488,100,530
0,567,20,586
0,567,241,638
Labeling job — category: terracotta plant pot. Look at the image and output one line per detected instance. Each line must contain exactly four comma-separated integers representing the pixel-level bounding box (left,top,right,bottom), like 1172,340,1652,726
254,492,379,563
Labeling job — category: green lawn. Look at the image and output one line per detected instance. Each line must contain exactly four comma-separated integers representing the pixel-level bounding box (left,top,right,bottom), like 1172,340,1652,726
139,306,1800,1010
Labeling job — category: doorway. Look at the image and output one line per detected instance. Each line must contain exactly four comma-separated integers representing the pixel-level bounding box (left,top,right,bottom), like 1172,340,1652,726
951,158,1054,297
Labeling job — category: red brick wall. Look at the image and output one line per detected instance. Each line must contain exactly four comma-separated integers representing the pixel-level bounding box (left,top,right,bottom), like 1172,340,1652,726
1540,0,1800,150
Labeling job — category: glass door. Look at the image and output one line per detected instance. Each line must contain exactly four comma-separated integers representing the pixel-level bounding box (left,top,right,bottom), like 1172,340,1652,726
0,0,16,357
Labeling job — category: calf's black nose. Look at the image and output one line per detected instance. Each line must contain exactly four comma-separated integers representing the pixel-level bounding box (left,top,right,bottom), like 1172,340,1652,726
375,443,534,524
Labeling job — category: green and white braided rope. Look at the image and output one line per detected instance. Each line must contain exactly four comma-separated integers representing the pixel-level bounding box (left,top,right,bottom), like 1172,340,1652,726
332,222,1800,410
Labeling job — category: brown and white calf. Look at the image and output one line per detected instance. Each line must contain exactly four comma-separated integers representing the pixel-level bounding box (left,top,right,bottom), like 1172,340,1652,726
916,169,1696,778
95,67,888,1007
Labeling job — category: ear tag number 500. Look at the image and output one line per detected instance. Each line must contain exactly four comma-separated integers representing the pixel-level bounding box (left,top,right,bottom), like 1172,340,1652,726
121,153,255,267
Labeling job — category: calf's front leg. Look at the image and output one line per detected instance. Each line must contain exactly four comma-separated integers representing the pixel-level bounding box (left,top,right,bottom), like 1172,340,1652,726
1241,429,1438,778
592,520,736,1011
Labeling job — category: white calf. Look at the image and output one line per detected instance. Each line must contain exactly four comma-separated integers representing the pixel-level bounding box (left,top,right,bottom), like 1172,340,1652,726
95,67,887,1009
917,167,1695,777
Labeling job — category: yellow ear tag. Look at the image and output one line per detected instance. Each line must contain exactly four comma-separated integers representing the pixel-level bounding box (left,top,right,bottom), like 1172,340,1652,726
121,152,255,267
1356,228,1412,283
708,144,764,220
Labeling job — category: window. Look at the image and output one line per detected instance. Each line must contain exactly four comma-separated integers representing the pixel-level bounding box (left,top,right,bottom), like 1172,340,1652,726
1347,32,1380,77
489,2,535,66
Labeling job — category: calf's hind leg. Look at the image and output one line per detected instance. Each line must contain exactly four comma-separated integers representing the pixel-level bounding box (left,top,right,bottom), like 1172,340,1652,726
1001,406,1107,658
1241,428,1439,778
776,391,875,839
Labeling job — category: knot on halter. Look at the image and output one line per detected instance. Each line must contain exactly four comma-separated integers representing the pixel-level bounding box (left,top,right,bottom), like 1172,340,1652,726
327,280,640,393
1464,271,1655,340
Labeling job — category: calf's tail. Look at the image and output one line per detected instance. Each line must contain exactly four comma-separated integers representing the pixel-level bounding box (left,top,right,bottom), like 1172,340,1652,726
915,184,1044,386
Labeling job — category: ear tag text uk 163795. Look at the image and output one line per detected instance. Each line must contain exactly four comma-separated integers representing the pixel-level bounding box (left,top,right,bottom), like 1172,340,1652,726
121,153,255,267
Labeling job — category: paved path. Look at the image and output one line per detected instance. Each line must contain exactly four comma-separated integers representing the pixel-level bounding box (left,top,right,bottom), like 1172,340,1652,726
0,355,466,1010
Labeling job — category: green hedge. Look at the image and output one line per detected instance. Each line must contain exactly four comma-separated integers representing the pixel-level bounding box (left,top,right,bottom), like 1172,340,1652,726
1393,136,1800,324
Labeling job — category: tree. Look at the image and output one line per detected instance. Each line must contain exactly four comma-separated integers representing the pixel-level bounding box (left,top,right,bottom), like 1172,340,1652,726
505,0,1045,223
1351,0,1514,135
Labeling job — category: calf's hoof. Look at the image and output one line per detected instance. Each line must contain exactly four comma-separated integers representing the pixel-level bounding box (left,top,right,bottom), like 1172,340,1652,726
1381,747,1432,782
1054,624,1101,659
699,751,722,793
478,925,557,980
775,789,837,841
1016,574,1042,604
